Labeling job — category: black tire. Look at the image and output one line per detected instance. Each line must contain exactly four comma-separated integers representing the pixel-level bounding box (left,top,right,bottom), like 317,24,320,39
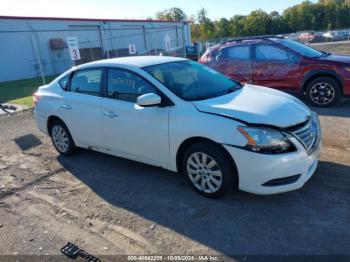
305,77,341,107
49,119,76,155
182,142,237,198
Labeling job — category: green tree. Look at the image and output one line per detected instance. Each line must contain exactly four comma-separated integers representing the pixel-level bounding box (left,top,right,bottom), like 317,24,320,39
191,24,201,42
243,9,273,35
155,7,187,21
270,11,289,34
197,8,215,40
229,15,247,36
156,0,350,41
213,18,230,38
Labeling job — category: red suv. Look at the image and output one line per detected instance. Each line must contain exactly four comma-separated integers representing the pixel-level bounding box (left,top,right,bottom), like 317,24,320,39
199,37,350,107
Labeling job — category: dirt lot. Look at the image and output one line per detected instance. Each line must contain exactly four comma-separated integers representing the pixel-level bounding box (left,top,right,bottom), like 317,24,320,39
0,100,349,259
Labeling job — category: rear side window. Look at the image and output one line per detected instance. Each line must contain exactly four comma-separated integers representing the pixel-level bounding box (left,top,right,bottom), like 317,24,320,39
217,45,250,60
227,46,250,60
107,69,157,103
58,75,70,90
255,45,288,61
70,69,102,96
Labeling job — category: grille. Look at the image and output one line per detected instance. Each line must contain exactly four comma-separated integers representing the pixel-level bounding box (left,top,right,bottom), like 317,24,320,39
289,117,319,153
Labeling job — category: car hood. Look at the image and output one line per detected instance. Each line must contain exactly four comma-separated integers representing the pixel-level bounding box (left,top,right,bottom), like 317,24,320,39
319,54,350,63
192,84,311,129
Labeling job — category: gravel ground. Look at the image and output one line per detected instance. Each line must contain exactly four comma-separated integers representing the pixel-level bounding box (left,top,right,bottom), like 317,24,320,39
312,40,350,56
0,101,349,259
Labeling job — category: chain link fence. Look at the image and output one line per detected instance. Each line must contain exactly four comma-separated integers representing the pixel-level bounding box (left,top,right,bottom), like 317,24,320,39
0,21,189,109
0,23,188,86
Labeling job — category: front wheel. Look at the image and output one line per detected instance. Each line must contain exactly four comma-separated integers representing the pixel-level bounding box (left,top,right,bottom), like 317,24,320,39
182,142,237,198
305,77,341,107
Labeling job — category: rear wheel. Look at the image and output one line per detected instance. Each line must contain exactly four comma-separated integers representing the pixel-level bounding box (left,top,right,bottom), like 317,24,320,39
305,77,341,107
49,119,75,155
182,142,237,198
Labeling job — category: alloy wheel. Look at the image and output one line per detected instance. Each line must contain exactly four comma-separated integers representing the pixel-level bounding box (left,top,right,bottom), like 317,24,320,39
186,152,223,193
310,82,335,106
52,125,70,153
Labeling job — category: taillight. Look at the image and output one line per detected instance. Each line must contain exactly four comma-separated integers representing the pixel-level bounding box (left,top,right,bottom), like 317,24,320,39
33,93,40,106
198,57,206,64
199,50,213,64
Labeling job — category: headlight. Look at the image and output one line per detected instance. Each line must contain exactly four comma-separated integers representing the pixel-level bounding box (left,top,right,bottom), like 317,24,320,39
311,111,320,128
238,126,296,154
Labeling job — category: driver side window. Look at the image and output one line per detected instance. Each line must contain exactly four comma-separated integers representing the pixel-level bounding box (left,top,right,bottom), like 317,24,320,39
107,69,157,103
255,44,288,61
255,44,300,64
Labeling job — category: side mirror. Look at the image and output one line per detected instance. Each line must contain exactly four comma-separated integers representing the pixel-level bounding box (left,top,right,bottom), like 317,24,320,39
136,93,162,107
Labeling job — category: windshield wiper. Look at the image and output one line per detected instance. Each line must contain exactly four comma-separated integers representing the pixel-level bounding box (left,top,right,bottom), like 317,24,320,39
226,84,242,94
188,84,242,101
320,51,331,57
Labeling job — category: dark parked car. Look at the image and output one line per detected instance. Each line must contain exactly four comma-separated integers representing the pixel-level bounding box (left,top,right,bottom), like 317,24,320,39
200,36,350,107
163,45,199,61
185,45,199,61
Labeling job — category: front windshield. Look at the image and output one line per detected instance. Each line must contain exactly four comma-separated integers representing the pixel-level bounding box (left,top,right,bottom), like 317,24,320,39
274,39,325,58
143,61,241,101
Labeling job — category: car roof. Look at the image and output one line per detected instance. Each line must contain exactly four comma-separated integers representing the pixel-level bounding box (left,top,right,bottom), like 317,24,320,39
213,37,284,50
76,56,187,69
225,38,277,45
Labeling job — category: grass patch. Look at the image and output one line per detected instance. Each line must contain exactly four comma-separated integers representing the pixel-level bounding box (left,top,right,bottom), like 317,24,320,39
0,76,57,107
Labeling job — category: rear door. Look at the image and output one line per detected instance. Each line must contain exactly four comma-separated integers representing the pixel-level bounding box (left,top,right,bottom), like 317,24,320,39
58,68,104,148
252,44,301,90
212,44,252,83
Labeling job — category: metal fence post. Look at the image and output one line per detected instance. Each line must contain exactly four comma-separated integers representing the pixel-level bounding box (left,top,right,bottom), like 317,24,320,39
197,43,201,61
143,25,148,53
99,25,109,59
182,21,186,58
27,23,46,85
30,34,46,84
86,38,94,61
149,23,156,55
176,25,179,49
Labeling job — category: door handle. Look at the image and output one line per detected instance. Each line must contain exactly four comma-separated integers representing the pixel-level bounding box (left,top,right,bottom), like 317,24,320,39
61,104,72,110
104,111,118,118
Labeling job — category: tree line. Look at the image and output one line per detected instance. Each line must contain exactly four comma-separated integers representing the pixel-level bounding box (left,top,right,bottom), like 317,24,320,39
155,0,350,41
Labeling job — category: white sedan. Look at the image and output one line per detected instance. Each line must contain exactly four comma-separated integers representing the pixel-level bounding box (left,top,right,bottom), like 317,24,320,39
34,56,321,198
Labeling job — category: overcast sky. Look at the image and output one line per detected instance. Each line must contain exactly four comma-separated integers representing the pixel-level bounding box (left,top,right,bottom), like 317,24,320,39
0,0,316,20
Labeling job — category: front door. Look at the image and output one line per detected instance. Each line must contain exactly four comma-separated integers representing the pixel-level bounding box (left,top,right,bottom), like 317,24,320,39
252,44,301,90
101,68,170,167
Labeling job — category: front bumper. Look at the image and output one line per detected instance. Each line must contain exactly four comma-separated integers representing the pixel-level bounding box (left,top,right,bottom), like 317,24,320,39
341,77,350,95
223,136,321,195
